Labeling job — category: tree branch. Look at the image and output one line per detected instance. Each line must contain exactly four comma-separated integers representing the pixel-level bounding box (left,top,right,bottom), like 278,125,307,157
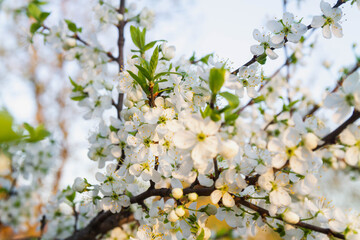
233,0,349,114
235,197,345,239
304,62,360,120
114,0,126,120
315,109,360,150
66,182,345,240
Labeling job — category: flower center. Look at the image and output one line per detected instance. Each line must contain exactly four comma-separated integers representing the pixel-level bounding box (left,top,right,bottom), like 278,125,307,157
286,147,296,157
197,132,206,142
324,17,334,26
345,94,354,106
158,116,167,124
144,138,152,147
111,192,119,200
283,26,291,35
163,140,171,149
105,175,114,183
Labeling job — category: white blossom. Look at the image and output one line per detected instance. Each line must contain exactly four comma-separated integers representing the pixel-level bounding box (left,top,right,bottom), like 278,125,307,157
311,1,343,38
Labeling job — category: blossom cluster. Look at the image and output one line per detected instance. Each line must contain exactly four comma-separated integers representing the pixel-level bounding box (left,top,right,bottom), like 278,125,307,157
2,0,360,239
39,0,360,237
40,0,360,239
0,126,57,232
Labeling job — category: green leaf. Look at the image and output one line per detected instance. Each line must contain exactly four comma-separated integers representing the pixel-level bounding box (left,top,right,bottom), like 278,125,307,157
135,64,152,81
139,57,150,72
189,52,196,63
196,229,205,240
210,110,221,122
153,83,159,93
289,53,298,64
130,26,141,49
199,53,213,64
253,95,265,103
24,123,50,142
127,70,149,94
71,95,87,101
282,100,299,112
39,11,50,22
258,106,265,115
30,22,41,34
69,77,84,92
275,223,286,237
31,0,48,5
288,100,299,109
154,71,182,80
140,28,146,49
154,79,167,84
256,53,267,65
217,105,231,114
65,19,77,32
0,111,22,143
219,92,239,109
66,191,76,203
209,68,226,94
150,46,159,77
225,111,239,124
28,3,41,20
200,105,212,118
144,41,157,51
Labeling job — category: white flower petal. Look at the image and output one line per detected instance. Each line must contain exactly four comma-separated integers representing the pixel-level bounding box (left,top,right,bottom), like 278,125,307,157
119,195,131,207
267,20,283,33
311,16,325,28
345,146,360,166
283,12,294,26
111,146,122,158
287,33,301,43
340,127,357,145
222,192,235,207
265,47,278,60
95,172,106,182
173,130,196,149
320,0,332,16
271,33,285,44
250,45,264,56
322,24,332,39
272,153,288,169
324,93,344,109
210,190,222,205
332,23,343,38
290,156,307,175
129,164,142,177
283,128,300,148
252,29,263,41
191,142,211,164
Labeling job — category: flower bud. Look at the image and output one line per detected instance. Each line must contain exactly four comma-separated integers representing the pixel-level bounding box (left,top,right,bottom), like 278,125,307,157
219,140,239,159
64,38,76,48
204,204,217,216
283,210,300,224
175,206,186,217
161,43,176,60
72,177,86,192
172,188,183,199
188,192,198,202
168,210,179,222
304,133,318,150
124,99,133,108
116,13,124,21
